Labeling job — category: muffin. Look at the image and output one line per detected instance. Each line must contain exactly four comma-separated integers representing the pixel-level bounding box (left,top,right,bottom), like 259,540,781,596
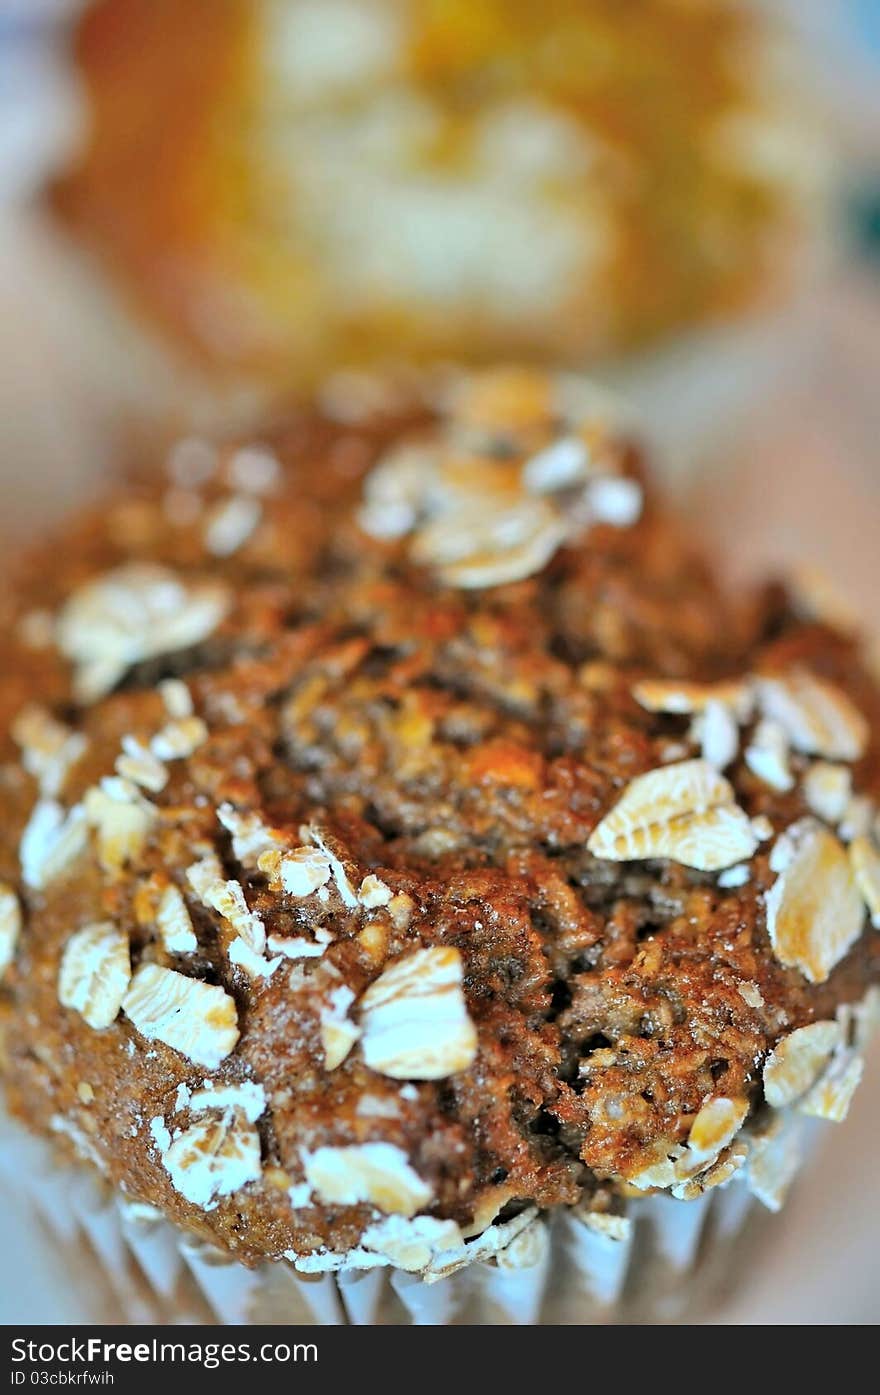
53,0,822,394
0,367,877,1326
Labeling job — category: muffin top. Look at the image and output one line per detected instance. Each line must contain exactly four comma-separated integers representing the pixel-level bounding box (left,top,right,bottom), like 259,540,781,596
0,367,877,1275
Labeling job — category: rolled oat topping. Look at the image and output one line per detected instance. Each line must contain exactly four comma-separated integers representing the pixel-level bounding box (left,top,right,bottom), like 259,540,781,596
682,1096,750,1176
189,1081,267,1121
629,1096,749,1193
58,922,131,1031
160,1111,262,1208
360,947,477,1081
158,678,193,720
19,800,88,890
698,699,740,771
631,677,753,718
762,1021,842,1108
217,805,285,867
803,761,852,824
754,670,868,763
745,1116,803,1214
83,778,157,875
258,846,331,898
587,759,758,871
116,735,168,793
11,706,88,798
56,562,230,703
122,965,239,1068
745,720,794,793
203,495,262,558
850,836,880,928
151,716,209,761
301,1143,434,1217
765,820,865,983
319,986,360,1071
359,369,642,588
0,885,22,980
151,882,198,955
799,1050,864,1122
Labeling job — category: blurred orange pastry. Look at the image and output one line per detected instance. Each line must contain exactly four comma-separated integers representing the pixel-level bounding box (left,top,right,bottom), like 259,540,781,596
54,0,822,393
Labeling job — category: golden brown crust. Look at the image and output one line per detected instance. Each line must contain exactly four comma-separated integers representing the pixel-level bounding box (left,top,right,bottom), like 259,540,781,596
0,373,877,1266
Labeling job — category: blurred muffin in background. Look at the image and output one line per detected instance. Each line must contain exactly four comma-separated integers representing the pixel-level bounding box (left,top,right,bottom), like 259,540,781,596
53,0,824,395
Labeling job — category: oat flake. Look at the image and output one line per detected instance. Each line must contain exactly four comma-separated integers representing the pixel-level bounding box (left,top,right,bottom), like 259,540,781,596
849,836,880,928
301,1142,433,1217
755,670,868,763
0,884,22,980
798,1050,864,1122
155,884,198,954
122,965,239,1068
320,986,361,1071
360,946,477,1081
58,922,131,1031
745,720,794,792
765,819,865,983
632,676,753,718
56,563,229,702
587,759,757,871
20,800,88,890
161,1112,261,1208
803,762,852,825
763,1021,842,1108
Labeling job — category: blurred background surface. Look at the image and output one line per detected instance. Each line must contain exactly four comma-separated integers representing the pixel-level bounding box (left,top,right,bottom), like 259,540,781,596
0,0,878,1324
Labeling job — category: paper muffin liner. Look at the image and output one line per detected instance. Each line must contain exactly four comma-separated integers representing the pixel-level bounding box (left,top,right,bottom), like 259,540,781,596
2,990,875,1325
0,1107,818,1326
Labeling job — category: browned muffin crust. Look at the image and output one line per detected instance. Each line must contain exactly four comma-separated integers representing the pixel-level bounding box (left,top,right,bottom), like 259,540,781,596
0,370,877,1268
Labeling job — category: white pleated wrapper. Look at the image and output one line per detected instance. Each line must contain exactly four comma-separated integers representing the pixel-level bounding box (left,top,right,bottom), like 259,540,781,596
7,976,879,1325
0,1109,820,1326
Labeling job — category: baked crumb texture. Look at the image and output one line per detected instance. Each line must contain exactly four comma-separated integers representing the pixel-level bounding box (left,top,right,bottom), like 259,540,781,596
0,367,877,1278
54,0,821,385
